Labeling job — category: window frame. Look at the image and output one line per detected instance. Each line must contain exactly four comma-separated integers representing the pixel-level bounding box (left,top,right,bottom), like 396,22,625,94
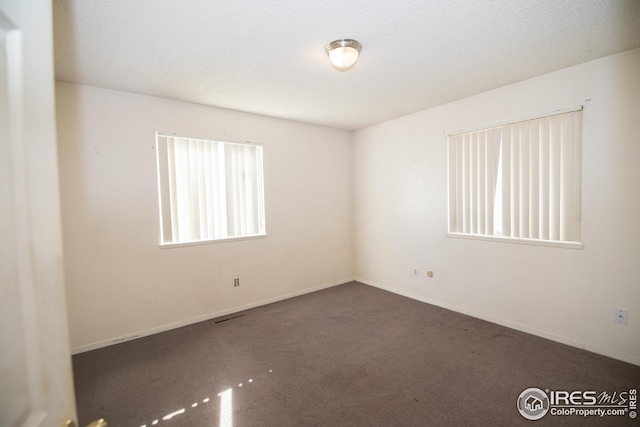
155,132,266,248
446,106,584,249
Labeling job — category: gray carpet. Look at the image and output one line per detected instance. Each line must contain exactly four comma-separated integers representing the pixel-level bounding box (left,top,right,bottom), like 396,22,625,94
72,282,640,426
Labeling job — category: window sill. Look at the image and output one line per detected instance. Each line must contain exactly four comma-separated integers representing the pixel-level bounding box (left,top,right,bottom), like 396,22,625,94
159,233,267,249
447,232,584,249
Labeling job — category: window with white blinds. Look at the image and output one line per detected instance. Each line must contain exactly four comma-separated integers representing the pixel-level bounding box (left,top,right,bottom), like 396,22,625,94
447,108,583,248
156,133,266,246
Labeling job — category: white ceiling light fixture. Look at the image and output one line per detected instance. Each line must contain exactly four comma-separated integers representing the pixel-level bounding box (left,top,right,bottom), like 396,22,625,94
326,39,362,71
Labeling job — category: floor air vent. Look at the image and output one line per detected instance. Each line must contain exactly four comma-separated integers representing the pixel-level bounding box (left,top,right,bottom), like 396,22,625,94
214,314,245,324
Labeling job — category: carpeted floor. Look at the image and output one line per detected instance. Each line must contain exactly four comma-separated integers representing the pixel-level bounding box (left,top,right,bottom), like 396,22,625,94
72,282,640,426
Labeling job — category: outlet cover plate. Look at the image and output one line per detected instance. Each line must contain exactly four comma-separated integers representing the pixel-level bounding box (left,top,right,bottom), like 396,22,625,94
614,308,627,325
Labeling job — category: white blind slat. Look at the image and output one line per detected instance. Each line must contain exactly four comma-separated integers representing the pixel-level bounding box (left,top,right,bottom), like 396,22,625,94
539,118,550,240
485,129,498,235
501,128,511,236
519,122,530,239
528,121,540,239
560,113,573,241
463,134,471,234
510,125,520,238
549,117,561,241
477,132,486,235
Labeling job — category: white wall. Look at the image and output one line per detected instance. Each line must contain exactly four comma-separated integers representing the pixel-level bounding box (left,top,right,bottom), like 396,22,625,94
56,83,354,352
353,48,640,365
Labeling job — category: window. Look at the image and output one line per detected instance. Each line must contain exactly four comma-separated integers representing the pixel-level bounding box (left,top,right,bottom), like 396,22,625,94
447,108,582,248
156,133,266,246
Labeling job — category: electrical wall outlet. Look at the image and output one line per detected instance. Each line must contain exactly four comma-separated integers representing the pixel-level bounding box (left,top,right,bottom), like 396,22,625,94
614,308,627,325
233,278,240,287
413,268,419,276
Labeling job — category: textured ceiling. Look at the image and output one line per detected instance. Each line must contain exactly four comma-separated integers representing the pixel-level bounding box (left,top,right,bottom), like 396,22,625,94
53,0,640,131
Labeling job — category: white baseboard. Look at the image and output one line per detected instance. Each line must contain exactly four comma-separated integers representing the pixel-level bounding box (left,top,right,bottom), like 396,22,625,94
71,277,354,354
355,277,640,367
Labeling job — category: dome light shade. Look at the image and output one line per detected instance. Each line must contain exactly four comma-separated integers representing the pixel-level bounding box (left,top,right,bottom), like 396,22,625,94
326,39,362,71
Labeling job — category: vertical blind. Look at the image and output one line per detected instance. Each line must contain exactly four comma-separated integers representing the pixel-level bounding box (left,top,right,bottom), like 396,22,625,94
447,109,582,244
156,134,265,244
